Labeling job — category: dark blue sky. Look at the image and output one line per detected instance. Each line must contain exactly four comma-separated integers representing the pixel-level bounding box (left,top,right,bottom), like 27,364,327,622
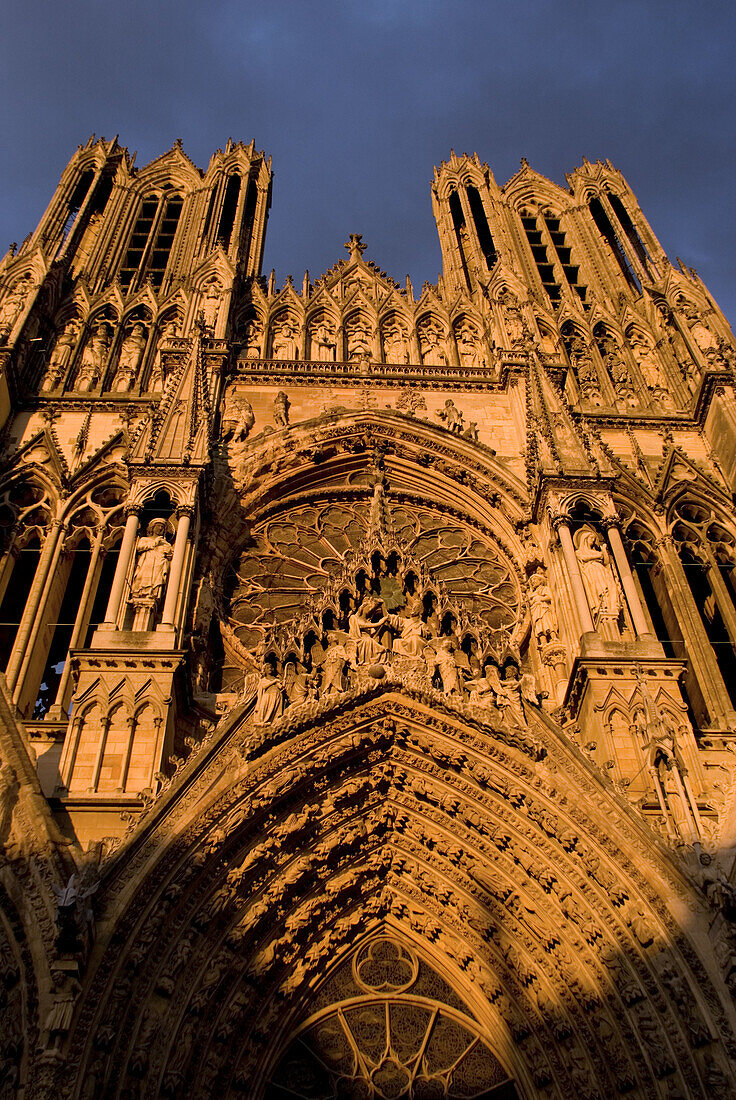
2,1,735,319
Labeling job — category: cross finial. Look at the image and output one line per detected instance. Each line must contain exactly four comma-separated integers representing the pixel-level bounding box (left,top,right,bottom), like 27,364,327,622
345,233,367,261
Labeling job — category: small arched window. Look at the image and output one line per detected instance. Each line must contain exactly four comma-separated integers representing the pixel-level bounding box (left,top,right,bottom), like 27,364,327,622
119,192,183,291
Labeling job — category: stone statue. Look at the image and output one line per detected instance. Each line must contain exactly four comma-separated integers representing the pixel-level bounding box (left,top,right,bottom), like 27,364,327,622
114,322,147,391
500,294,525,348
42,319,79,390
574,526,620,619
387,596,427,658
0,275,31,342
495,665,527,728
222,393,255,446
348,596,388,664
271,318,298,360
681,301,719,361
77,321,111,391
273,390,290,427
311,319,336,361
437,398,464,433
242,317,263,358
528,571,558,645
322,632,349,694
346,319,371,361
456,322,485,368
467,663,502,710
427,637,461,694
201,281,222,330
130,519,172,608
253,662,284,725
383,321,410,364
569,335,602,405
418,320,448,365
630,333,670,399
0,760,19,848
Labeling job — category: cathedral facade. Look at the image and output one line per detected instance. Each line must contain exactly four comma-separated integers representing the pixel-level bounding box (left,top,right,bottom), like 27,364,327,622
1,136,736,1097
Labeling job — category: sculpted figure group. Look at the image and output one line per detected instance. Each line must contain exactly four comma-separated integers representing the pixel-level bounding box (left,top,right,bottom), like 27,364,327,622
253,580,538,727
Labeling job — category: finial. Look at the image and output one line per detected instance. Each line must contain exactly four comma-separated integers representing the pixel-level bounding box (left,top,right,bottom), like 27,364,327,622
520,156,529,168
344,234,367,262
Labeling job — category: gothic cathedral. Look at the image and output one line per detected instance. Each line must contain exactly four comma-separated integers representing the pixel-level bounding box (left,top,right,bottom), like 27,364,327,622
1,136,736,1099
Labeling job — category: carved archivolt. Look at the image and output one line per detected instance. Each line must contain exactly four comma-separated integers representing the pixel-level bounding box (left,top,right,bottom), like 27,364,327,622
61,692,734,1099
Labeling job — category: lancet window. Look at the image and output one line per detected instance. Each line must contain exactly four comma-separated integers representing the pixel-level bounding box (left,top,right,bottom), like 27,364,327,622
449,190,471,289
589,196,642,294
119,191,183,291
216,173,241,248
55,170,95,254
466,184,497,269
606,189,652,277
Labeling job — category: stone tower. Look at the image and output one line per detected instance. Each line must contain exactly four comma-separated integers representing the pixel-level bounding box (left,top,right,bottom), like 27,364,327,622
1,139,736,1098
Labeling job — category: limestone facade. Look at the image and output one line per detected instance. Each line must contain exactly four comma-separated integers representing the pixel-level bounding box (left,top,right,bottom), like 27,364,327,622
0,137,736,1097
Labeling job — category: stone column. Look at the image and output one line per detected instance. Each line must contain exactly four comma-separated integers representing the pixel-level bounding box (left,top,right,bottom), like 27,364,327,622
159,508,192,628
57,714,84,793
654,536,736,727
605,521,651,637
49,528,105,718
117,715,137,793
5,519,65,695
90,716,111,792
0,532,19,607
555,519,595,635
702,551,736,653
101,507,140,629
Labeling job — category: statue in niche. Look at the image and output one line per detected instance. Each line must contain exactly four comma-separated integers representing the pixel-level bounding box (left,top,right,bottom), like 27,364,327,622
437,398,464,433
77,321,111,391
630,332,673,407
201,281,222,330
42,319,79,391
456,321,486,368
242,317,263,358
383,320,410,364
346,319,372,362
418,319,449,366
574,525,621,619
500,294,525,348
271,318,298,360
568,335,602,405
597,331,637,408
254,660,284,725
528,570,558,646
680,299,720,362
273,391,290,427
114,322,147,391
0,274,32,342
130,518,172,612
311,319,336,361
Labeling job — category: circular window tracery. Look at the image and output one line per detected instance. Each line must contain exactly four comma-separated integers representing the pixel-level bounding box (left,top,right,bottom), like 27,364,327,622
264,937,519,1100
